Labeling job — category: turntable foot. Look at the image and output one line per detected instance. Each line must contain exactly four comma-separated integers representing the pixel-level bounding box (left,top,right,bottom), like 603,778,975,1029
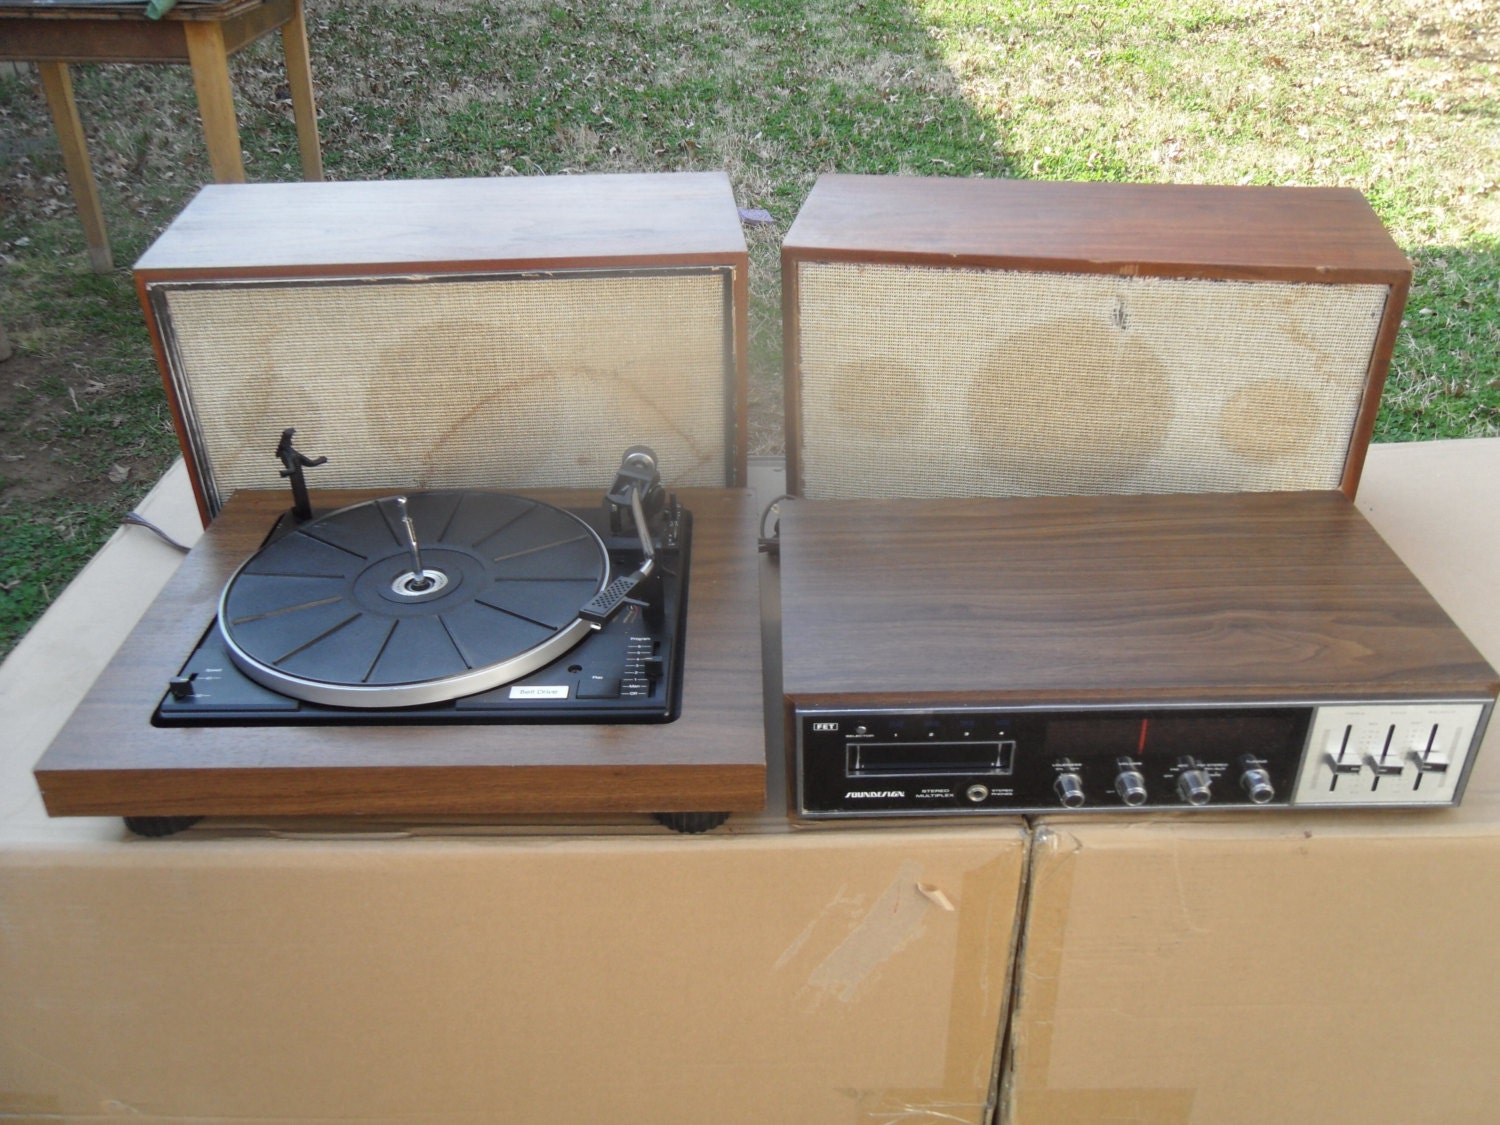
652,811,730,834
123,816,202,838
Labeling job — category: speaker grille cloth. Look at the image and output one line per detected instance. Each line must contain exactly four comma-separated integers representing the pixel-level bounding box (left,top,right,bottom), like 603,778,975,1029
160,273,731,511
796,262,1388,499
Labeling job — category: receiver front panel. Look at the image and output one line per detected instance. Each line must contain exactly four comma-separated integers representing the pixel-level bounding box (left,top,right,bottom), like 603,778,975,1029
796,700,1490,817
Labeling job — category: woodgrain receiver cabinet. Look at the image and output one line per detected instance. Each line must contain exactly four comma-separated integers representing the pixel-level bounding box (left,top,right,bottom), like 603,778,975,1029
779,490,1497,818
134,173,750,521
782,176,1412,500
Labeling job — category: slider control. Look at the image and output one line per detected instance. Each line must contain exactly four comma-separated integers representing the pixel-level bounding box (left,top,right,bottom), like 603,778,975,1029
1409,750,1450,774
1325,724,1362,775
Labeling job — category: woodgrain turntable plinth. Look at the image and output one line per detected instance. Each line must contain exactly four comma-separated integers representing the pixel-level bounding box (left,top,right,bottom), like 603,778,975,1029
35,487,766,823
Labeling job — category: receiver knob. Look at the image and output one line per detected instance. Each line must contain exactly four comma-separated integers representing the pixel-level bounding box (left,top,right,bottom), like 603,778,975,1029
1114,766,1148,807
1054,772,1086,808
1177,768,1212,806
1240,766,1275,804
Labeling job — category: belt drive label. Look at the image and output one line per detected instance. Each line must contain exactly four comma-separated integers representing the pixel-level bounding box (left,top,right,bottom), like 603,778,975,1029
509,685,571,700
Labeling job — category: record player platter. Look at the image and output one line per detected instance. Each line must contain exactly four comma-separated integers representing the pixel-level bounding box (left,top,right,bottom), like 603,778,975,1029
220,491,615,708
158,440,690,725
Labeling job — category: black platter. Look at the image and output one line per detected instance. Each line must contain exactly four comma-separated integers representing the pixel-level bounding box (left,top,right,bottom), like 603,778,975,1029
155,444,690,726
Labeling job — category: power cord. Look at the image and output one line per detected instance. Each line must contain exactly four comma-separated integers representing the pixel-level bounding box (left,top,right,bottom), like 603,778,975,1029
123,511,192,554
758,493,794,556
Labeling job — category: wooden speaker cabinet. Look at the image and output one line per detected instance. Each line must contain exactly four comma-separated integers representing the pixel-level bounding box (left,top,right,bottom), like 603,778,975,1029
136,173,749,521
782,175,1411,500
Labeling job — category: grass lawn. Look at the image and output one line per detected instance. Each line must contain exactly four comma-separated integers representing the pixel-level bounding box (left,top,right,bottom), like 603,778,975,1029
1,0,1496,656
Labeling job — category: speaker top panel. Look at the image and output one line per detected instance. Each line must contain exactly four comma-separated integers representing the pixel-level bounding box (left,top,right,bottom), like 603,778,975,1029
782,175,1410,285
135,172,748,276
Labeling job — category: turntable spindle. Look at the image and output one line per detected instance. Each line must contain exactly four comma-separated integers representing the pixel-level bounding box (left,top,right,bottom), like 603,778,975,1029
394,496,435,593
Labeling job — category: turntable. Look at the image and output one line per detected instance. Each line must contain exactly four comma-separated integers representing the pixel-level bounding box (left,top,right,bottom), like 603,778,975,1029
34,438,767,834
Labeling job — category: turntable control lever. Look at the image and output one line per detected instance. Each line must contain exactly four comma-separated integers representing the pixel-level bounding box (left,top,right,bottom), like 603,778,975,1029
168,675,195,701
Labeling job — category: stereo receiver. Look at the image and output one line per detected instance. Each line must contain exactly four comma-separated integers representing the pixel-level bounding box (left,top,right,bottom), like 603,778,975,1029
780,491,1497,818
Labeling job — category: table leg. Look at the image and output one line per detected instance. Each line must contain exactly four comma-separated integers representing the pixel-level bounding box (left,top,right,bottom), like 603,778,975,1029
183,21,246,183
35,61,113,273
281,0,324,181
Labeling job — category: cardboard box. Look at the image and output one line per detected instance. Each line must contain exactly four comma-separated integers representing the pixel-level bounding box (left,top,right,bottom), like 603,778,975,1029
0,463,1027,1124
14,440,1496,1122
1002,438,1500,1123
0,831,1026,1122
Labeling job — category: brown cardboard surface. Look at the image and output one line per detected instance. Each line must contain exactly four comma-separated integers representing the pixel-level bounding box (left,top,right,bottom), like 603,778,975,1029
0,460,1027,1123
1004,438,1500,1124
0,829,1026,1123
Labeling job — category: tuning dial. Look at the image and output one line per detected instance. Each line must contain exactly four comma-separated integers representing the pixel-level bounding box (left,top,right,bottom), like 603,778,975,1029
1176,764,1213,806
1114,762,1148,806
1054,772,1086,808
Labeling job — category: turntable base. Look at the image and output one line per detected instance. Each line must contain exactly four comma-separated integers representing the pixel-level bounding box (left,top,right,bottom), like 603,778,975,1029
34,488,766,820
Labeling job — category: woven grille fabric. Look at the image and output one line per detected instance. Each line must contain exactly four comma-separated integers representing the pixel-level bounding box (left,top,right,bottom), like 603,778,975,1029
796,262,1388,499
160,272,731,512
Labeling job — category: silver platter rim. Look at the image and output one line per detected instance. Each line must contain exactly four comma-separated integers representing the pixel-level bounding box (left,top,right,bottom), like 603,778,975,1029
215,492,609,708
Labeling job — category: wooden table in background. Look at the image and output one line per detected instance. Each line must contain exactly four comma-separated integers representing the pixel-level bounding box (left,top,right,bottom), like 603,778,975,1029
0,0,323,272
